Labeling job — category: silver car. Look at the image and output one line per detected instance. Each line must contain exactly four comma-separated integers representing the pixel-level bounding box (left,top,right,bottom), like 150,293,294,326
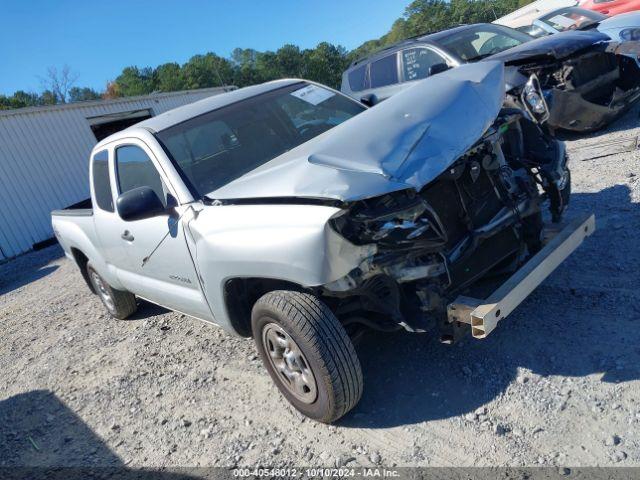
53,63,589,422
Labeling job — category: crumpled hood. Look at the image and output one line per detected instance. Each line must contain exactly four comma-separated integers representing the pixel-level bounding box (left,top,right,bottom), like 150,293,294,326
486,30,611,65
207,61,505,203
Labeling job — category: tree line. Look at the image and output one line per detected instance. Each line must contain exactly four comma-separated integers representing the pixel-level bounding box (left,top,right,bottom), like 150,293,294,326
0,0,532,110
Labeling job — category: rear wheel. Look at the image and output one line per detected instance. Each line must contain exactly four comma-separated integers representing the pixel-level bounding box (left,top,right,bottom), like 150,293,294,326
86,263,137,320
252,290,363,423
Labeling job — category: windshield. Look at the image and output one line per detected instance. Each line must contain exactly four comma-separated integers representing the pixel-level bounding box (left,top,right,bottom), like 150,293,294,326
436,24,533,62
155,82,366,197
539,7,606,32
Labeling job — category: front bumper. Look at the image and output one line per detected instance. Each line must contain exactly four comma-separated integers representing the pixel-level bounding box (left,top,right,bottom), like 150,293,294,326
546,86,640,132
447,213,595,339
545,41,640,132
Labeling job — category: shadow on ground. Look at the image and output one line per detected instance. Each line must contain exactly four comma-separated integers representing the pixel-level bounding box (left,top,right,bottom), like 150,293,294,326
0,390,120,467
341,183,640,428
130,300,171,321
0,390,201,477
0,246,62,296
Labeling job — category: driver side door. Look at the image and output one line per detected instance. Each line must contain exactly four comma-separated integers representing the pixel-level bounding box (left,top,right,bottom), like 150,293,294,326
110,138,214,322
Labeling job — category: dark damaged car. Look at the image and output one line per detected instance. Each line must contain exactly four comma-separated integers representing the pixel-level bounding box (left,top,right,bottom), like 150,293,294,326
341,23,640,132
53,64,593,422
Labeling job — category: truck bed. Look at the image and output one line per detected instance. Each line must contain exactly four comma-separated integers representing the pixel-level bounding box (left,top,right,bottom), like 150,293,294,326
51,198,93,217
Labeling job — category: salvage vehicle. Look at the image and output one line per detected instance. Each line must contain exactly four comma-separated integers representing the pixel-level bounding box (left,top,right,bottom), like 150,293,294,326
340,23,640,132
52,65,593,422
511,7,640,42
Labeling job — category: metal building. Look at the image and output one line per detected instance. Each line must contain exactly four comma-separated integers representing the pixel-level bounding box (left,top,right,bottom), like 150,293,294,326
0,87,232,260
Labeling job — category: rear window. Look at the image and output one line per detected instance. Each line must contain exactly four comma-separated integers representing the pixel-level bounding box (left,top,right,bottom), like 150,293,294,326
348,65,368,92
370,53,399,88
539,7,606,31
91,150,113,212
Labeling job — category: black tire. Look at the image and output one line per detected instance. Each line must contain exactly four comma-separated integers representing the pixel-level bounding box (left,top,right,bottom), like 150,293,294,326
252,290,363,423
86,262,137,320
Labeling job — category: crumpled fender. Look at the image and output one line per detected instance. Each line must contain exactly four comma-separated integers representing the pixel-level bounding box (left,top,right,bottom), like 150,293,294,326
187,203,376,332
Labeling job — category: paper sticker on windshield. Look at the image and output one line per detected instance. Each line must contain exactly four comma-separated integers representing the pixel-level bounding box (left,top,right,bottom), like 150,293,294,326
549,15,577,28
291,85,335,105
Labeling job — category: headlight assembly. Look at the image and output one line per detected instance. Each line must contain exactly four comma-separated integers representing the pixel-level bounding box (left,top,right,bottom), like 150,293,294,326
521,74,550,124
329,190,446,249
620,28,640,41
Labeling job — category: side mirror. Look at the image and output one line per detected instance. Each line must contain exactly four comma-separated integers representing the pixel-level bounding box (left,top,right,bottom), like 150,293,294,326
360,93,378,107
117,186,166,222
428,63,450,76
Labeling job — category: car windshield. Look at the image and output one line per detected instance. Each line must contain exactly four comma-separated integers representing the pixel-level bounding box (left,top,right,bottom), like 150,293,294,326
155,82,366,197
539,7,606,32
436,24,533,62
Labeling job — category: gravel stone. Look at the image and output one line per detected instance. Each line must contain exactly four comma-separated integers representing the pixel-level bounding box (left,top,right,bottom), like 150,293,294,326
1,104,640,467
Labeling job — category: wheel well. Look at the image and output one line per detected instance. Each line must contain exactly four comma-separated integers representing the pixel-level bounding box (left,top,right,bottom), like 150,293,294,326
70,248,95,294
224,278,305,337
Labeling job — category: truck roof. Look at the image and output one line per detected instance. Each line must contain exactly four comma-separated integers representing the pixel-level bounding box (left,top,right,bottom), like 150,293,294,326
136,79,301,133
94,79,304,149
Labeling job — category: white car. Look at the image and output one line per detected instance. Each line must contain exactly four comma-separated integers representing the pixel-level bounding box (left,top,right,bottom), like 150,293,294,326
517,6,640,41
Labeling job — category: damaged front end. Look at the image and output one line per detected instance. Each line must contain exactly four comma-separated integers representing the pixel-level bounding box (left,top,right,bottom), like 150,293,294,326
510,41,640,132
321,110,570,341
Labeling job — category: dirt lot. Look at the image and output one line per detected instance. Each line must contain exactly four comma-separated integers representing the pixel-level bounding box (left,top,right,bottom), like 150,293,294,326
1,105,639,469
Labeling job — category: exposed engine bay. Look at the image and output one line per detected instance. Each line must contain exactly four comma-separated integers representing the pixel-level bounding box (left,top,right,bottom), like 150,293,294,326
322,110,570,340
508,42,640,132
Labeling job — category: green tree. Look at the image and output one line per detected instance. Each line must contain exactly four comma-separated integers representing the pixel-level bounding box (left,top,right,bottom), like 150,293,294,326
302,42,349,89
182,53,234,89
68,87,101,102
39,90,59,105
231,48,264,86
8,91,40,108
274,44,304,78
155,63,186,92
115,66,155,96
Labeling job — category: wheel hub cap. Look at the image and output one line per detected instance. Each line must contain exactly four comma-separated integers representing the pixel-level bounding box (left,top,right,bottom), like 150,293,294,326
261,323,318,404
90,271,115,312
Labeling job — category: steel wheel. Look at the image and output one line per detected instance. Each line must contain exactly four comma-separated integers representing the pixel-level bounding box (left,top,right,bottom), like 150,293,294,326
89,269,116,313
261,322,318,404
86,263,137,320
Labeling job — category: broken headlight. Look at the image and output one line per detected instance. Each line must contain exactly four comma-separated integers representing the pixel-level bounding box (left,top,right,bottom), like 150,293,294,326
521,74,550,124
620,28,640,41
330,190,445,249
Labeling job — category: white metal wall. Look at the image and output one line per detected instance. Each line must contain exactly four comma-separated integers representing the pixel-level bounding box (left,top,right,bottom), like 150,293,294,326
0,87,230,259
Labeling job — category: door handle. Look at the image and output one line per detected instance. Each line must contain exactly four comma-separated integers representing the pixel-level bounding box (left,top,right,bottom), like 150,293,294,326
121,230,135,242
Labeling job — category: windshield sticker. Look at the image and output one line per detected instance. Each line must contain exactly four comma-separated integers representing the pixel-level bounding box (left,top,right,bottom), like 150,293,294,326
291,84,335,105
549,15,578,28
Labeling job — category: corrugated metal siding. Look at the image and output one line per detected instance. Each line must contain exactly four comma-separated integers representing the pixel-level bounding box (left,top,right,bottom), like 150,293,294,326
0,88,229,259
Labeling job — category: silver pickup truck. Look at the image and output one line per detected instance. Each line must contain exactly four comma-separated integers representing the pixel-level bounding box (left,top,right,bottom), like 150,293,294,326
52,62,593,422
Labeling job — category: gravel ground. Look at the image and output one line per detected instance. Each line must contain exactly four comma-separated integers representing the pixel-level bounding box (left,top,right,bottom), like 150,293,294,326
1,105,639,469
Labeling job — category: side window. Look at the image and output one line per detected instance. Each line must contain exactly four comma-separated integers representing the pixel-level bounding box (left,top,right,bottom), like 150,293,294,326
115,145,167,207
476,33,521,56
348,65,368,92
402,48,447,82
369,53,399,88
92,150,114,212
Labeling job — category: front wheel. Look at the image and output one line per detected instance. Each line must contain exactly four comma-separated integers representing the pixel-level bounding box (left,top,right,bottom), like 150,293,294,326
252,290,363,423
